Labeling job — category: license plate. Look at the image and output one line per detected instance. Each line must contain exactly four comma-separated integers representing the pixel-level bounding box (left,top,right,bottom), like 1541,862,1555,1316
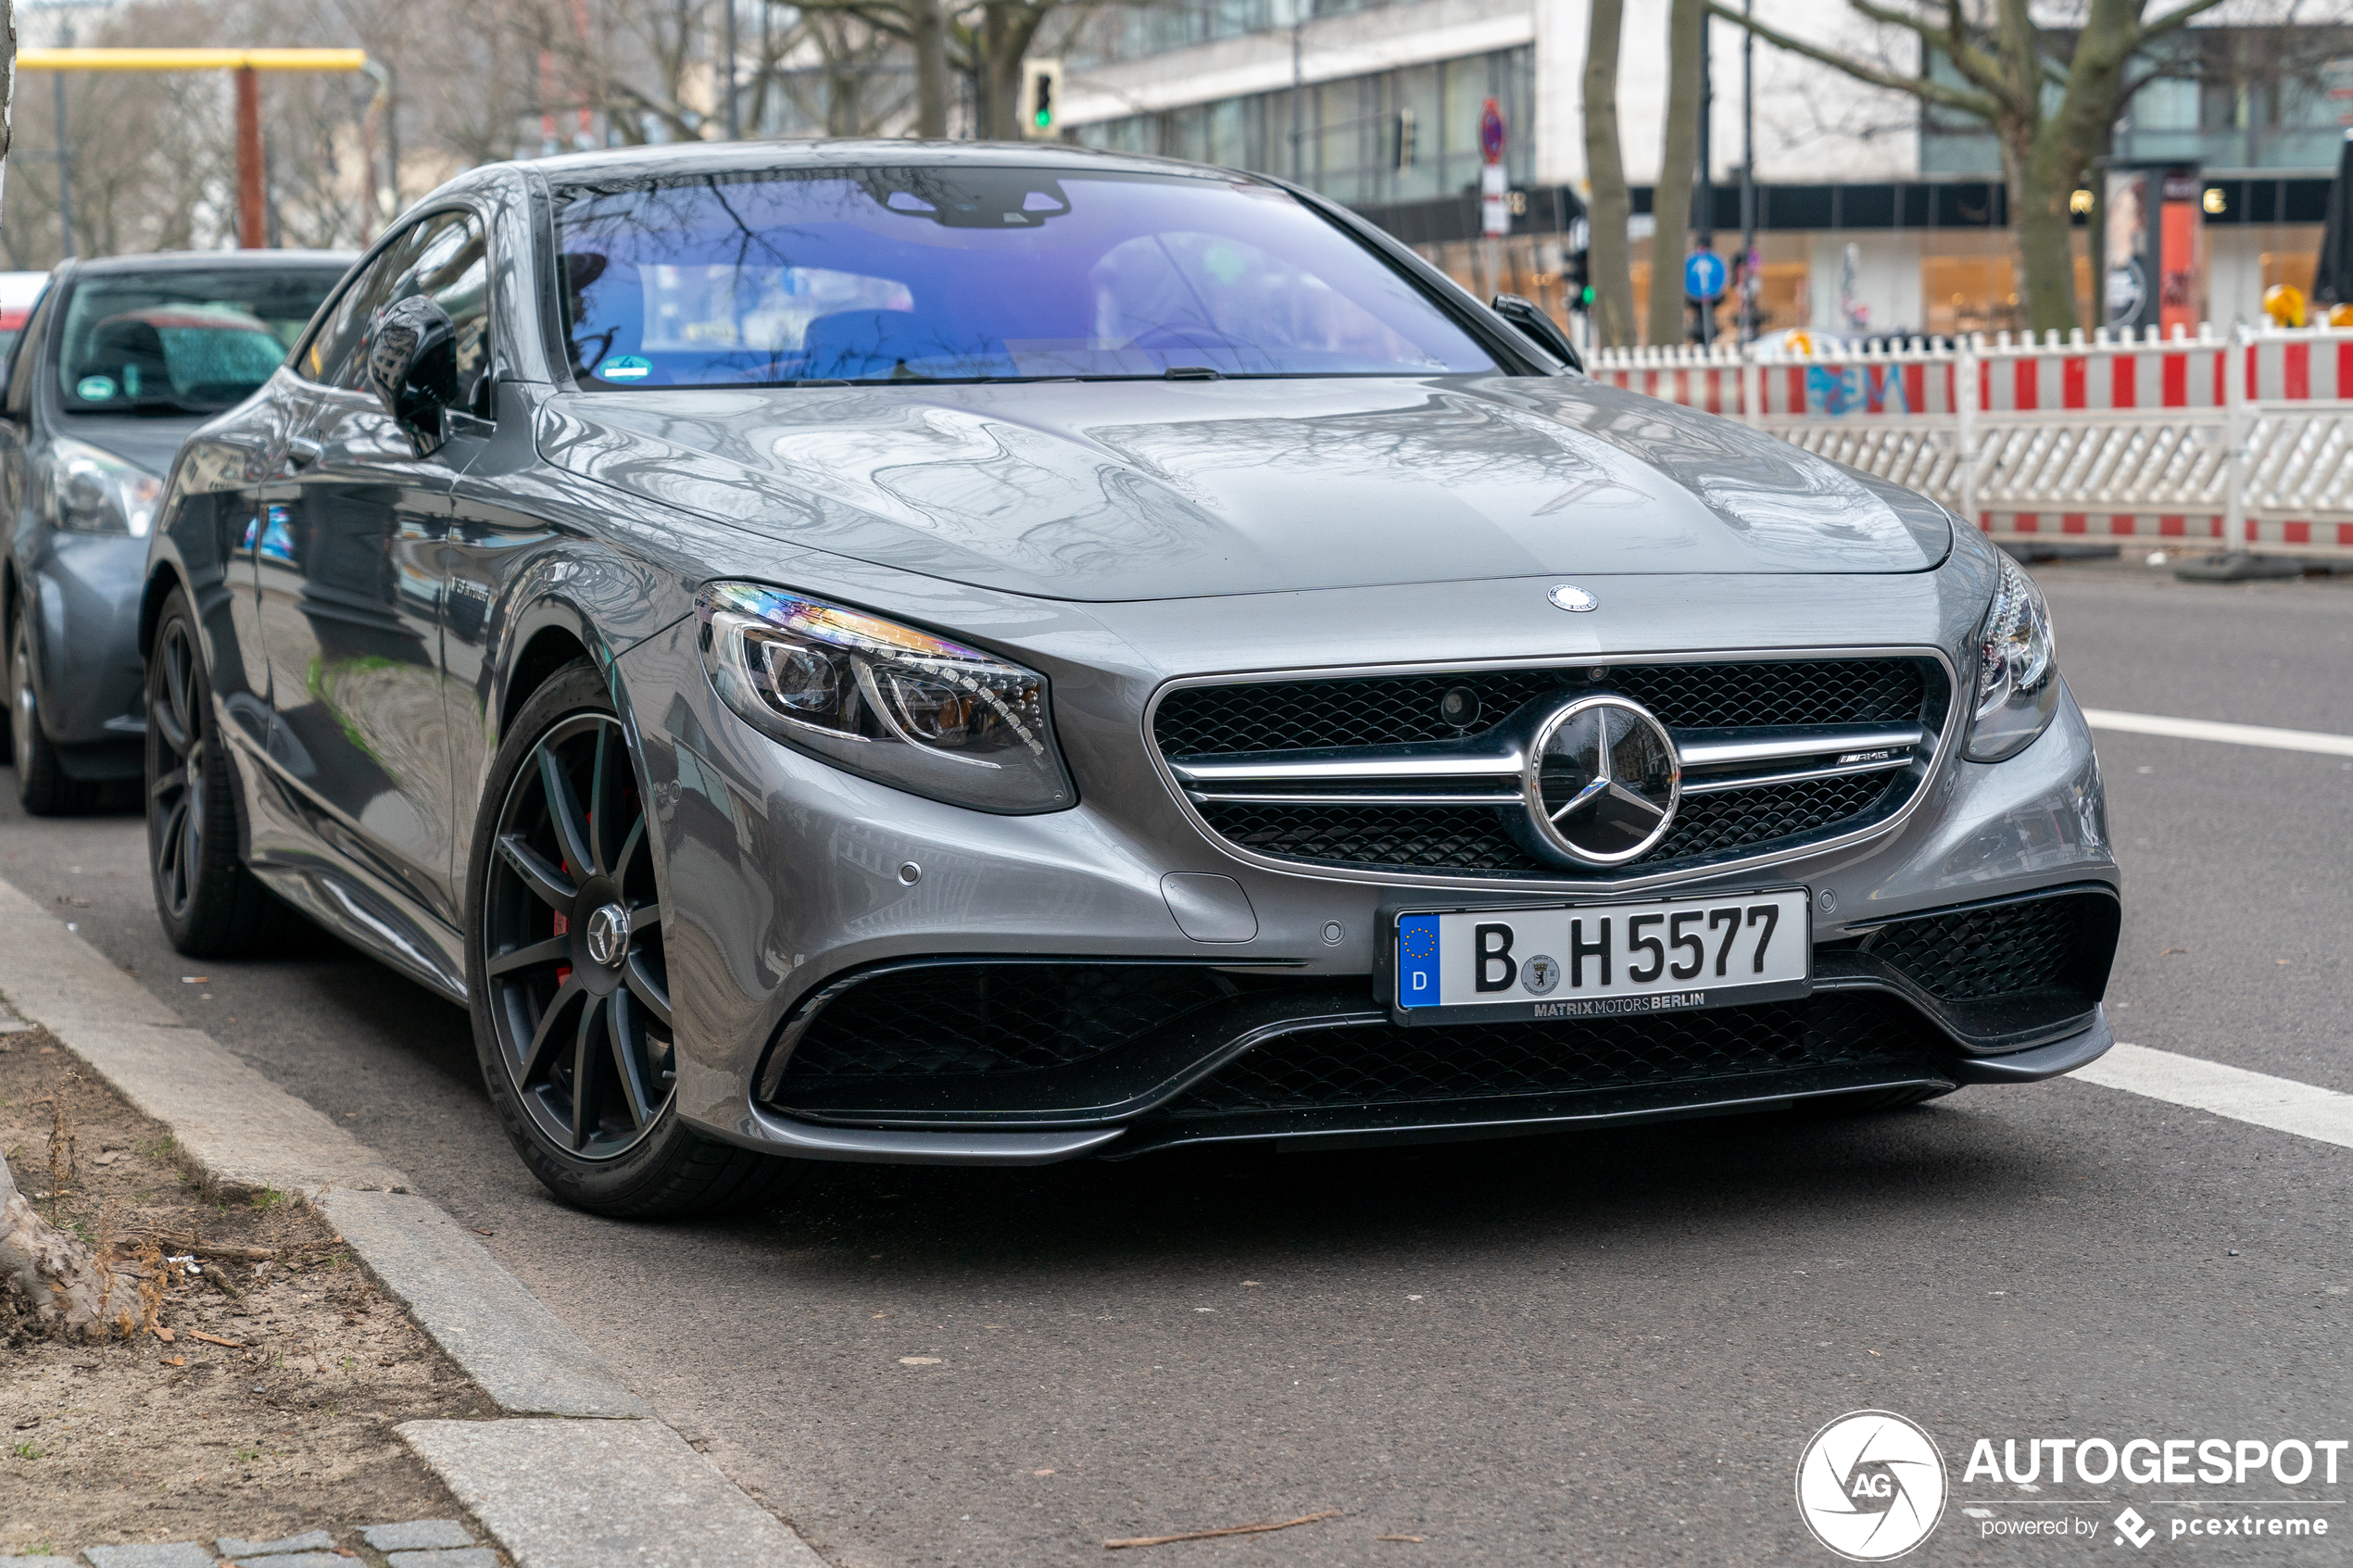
1390,887,1812,1024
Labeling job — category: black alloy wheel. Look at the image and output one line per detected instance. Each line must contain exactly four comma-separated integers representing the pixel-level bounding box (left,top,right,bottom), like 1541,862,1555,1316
150,613,208,924
468,659,797,1216
12,602,68,814
482,708,675,1160
145,587,288,955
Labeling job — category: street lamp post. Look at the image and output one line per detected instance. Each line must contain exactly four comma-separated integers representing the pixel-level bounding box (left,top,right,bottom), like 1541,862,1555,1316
52,50,74,258
1740,0,1756,343
24,0,121,262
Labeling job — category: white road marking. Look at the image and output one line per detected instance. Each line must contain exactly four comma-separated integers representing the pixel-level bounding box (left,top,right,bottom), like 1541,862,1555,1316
2082,708,2353,758
2074,1043,2353,1151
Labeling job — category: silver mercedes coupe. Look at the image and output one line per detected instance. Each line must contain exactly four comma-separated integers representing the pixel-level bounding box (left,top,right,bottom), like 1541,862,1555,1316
141,142,2118,1215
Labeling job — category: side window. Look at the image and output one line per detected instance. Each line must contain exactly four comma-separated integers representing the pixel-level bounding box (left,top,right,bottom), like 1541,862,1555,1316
302,222,436,389
6,286,55,419
299,208,493,408
409,214,494,414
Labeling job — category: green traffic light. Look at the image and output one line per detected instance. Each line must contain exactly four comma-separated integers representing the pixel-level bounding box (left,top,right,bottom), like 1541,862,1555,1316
1035,110,1051,128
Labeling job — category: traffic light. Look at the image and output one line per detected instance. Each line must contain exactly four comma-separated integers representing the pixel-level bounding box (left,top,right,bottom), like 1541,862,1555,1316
1391,107,1417,169
1022,58,1063,139
1566,248,1592,310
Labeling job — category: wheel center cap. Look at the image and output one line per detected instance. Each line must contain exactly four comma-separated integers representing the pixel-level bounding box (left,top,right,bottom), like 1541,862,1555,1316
584,902,631,968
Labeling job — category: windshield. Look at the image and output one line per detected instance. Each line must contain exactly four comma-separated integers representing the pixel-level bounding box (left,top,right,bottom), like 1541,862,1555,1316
58,267,345,414
551,165,1495,386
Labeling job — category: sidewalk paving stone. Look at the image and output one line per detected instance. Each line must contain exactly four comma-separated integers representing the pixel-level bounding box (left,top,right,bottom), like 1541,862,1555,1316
360,1522,474,1551
217,1535,335,1558
384,1553,498,1568
83,1548,216,1568
229,1556,350,1568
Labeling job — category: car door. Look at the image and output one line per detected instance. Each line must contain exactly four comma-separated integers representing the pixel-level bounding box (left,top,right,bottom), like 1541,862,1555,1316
0,278,59,587
252,212,481,935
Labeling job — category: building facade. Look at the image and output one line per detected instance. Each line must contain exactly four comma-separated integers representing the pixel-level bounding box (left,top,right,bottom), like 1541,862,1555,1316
1062,0,2347,343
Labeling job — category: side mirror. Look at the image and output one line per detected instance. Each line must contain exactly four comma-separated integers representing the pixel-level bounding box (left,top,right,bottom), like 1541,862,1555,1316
366,295,459,458
1491,293,1583,375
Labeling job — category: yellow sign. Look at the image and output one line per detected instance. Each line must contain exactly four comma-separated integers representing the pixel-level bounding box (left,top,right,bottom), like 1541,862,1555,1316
17,48,370,71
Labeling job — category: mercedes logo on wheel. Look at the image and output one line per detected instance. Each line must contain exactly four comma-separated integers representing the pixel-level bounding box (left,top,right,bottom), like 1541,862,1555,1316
1794,1410,1947,1561
585,902,633,968
1523,695,1680,865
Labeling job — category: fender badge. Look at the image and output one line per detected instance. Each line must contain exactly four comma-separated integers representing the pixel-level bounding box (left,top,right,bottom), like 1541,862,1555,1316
1547,583,1598,613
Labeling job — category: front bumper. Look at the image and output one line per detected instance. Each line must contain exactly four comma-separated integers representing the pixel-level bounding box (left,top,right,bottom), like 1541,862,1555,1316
620,615,2117,1166
21,531,148,774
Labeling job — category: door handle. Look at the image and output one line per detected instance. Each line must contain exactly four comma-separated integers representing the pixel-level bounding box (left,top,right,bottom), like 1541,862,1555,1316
282,435,323,475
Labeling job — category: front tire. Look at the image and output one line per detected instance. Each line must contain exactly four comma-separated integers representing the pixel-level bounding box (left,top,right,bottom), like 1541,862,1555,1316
13,600,69,815
145,589,289,956
465,659,799,1218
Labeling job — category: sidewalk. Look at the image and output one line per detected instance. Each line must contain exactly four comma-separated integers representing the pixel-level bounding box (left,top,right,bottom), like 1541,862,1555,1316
0,874,824,1568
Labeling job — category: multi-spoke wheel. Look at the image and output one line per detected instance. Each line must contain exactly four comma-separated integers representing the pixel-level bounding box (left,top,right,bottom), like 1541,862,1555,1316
12,599,68,814
467,659,799,1216
145,588,288,955
483,709,674,1160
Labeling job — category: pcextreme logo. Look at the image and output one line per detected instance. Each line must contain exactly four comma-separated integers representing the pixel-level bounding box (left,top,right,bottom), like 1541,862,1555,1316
1796,1410,1950,1562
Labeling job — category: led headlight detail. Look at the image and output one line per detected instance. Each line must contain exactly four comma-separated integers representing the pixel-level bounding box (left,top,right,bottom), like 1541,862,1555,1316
46,437,162,537
1965,552,2060,761
697,583,1074,813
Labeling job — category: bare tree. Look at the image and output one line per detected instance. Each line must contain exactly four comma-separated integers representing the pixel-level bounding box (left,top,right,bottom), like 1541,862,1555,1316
0,7,117,1332
1581,0,1636,347
777,0,946,136
1647,0,1702,345
1709,0,2233,333
769,6,913,135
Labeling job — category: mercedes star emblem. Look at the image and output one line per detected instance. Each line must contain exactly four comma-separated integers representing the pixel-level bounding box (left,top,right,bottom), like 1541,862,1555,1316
585,902,633,968
1522,695,1680,865
1547,583,1599,612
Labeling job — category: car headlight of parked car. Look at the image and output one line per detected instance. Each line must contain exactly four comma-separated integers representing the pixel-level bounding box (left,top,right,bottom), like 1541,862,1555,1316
46,436,162,537
1965,552,2060,762
697,582,1074,813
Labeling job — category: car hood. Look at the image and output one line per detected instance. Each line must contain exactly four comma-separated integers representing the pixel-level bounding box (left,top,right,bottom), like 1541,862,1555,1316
57,412,207,477
536,376,1951,602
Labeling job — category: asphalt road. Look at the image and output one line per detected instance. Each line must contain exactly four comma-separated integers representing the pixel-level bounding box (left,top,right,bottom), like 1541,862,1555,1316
3,555,2348,1566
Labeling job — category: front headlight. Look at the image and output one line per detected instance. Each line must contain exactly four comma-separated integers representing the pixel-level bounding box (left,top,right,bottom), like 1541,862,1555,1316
697,583,1074,813
1965,552,2060,761
46,436,162,537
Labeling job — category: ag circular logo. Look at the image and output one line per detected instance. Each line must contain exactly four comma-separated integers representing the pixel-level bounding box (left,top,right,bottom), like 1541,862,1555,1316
1795,1410,1947,1562
1523,695,1680,865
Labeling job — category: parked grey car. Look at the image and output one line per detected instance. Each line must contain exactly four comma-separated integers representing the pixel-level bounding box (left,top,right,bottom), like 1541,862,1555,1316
140,143,2118,1216
0,251,351,811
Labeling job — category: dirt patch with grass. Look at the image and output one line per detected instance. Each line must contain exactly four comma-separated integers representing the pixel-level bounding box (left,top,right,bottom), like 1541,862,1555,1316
0,1026,495,1558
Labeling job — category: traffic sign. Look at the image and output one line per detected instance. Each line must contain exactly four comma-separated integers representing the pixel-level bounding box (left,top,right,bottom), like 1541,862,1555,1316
1479,98,1505,165
1684,249,1727,301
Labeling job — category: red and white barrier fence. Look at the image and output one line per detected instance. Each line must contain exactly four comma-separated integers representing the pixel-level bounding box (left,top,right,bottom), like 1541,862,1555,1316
1588,324,2353,558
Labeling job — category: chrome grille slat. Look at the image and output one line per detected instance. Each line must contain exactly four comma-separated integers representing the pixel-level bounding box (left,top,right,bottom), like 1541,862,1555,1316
1148,652,1956,887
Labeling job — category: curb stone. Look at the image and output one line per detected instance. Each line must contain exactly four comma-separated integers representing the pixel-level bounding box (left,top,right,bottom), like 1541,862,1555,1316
401,1419,832,1568
320,1190,651,1418
0,870,824,1565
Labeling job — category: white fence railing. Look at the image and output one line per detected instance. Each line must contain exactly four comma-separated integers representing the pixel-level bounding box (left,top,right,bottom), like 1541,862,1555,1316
1588,324,2353,558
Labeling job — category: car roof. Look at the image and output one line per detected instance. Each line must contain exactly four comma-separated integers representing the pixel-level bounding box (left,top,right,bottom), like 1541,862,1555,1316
69,248,358,276
505,138,1261,192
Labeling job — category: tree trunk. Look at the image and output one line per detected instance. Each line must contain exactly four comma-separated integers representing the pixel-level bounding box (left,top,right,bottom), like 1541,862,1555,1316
1647,0,1703,345
2,0,13,207
0,1148,119,1337
1581,0,1636,348
910,0,949,137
